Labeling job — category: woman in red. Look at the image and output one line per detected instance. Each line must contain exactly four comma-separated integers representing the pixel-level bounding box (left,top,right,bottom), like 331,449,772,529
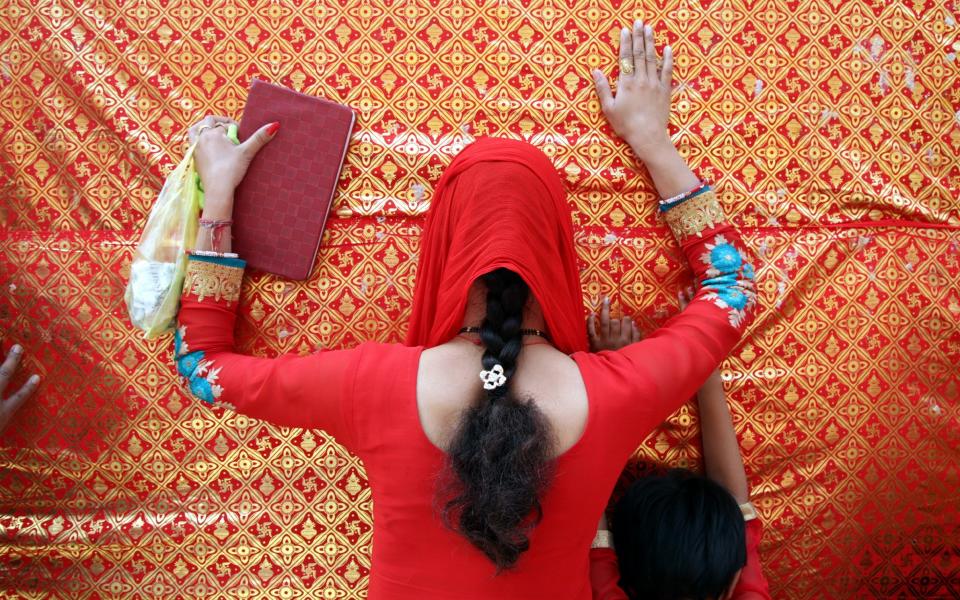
174,22,756,599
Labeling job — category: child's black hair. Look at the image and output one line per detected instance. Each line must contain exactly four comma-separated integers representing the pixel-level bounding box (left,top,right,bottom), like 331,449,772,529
612,469,747,600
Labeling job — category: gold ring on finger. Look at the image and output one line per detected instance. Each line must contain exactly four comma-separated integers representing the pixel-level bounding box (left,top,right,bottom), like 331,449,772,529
197,123,225,138
619,58,635,75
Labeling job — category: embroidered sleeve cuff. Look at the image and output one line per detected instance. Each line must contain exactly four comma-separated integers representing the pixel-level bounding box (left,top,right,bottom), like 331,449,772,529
174,324,231,406
661,188,727,241
182,255,246,305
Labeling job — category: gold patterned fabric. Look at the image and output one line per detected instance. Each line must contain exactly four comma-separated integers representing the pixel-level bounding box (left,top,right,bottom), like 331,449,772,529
1,2,959,599
663,189,726,239
182,258,244,304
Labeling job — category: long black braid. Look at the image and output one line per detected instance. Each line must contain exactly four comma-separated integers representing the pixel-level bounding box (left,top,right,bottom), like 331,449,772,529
440,268,555,571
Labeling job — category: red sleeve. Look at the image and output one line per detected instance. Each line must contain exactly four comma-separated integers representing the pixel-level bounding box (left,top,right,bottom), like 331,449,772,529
732,520,771,600
173,255,359,446
612,189,757,427
589,548,629,600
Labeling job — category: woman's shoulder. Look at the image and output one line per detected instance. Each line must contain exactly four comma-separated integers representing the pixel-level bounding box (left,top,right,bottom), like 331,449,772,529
353,340,424,364
331,341,424,386
569,349,651,410
571,348,644,382
353,339,421,354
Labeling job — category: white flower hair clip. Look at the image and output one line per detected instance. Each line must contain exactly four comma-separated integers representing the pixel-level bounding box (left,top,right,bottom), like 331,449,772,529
479,363,507,390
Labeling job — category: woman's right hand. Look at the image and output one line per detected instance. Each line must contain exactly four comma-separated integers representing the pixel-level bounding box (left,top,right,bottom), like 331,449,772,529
592,20,674,163
187,116,279,216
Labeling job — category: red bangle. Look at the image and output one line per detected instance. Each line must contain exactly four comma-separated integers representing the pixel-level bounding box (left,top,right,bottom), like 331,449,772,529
198,219,232,248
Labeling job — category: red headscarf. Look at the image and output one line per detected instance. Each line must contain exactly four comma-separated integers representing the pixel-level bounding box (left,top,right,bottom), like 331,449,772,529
405,137,588,354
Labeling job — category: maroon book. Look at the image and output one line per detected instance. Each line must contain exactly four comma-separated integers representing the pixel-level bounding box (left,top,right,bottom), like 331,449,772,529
233,79,355,280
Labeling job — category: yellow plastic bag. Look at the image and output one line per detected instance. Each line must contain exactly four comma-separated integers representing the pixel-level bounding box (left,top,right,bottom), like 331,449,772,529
125,142,202,338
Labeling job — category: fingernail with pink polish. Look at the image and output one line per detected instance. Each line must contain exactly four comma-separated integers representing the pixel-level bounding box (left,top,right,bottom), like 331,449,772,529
266,122,280,136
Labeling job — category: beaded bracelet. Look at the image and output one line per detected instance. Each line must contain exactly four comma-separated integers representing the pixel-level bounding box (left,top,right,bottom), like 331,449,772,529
591,530,614,549
659,185,713,212
188,249,240,259
658,180,709,206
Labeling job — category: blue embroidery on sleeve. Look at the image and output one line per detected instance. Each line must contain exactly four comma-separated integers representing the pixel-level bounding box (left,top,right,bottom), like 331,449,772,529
709,242,743,272
699,235,756,328
188,377,216,404
173,325,219,405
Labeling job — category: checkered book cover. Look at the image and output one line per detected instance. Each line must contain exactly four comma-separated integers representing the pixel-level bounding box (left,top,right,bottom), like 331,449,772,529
233,79,355,280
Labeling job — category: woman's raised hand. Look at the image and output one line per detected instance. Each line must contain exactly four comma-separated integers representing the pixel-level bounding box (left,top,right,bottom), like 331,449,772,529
592,20,674,163
187,115,279,216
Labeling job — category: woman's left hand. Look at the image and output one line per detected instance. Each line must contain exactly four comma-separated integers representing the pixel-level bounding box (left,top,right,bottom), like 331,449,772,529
187,116,279,215
592,20,674,163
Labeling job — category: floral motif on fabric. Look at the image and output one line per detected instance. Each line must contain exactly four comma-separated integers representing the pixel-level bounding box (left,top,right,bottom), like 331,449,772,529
663,189,726,240
174,325,225,404
700,235,757,329
182,260,243,304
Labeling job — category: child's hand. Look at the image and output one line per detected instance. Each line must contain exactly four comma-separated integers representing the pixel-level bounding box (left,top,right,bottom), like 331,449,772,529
678,285,695,310
1,344,39,434
588,297,642,352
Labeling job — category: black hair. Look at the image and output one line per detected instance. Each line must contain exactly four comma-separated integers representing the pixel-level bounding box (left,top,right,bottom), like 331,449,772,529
440,268,555,571
612,469,747,600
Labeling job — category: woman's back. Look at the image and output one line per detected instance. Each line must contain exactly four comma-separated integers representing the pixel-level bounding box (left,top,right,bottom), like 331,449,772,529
417,327,589,457
348,341,681,599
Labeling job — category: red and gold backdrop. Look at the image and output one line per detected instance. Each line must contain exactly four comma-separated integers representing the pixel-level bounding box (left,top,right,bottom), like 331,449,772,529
1,0,959,598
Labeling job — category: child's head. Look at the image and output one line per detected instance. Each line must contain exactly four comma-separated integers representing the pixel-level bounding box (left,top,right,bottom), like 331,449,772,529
611,469,747,600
